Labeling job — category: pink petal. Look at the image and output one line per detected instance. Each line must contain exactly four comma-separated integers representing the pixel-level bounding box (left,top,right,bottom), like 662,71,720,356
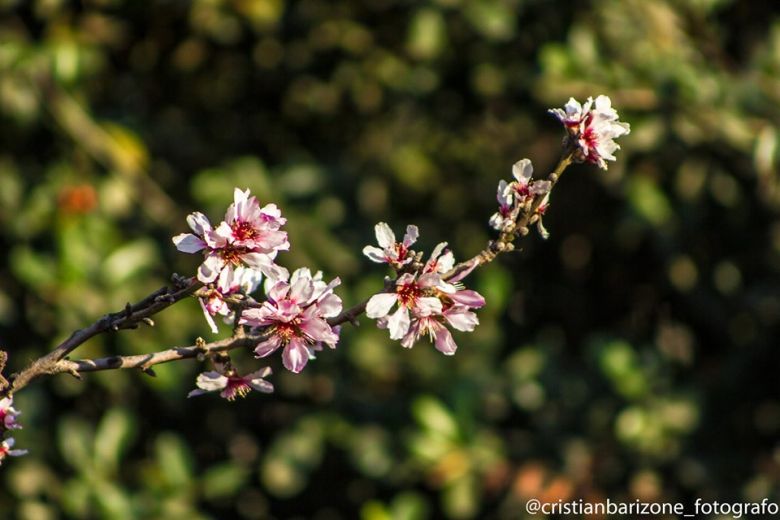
402,225,419,247
254,335,283,358
449,289,486,308
433,327,458,355
283,338,310,373
444,307,479,332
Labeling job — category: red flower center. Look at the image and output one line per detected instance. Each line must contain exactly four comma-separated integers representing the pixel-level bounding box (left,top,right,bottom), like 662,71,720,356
232,221,258,241
396,281,421,308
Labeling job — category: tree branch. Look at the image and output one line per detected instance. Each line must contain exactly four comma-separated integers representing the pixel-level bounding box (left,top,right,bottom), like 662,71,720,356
2,153,576,390
4,275,202,395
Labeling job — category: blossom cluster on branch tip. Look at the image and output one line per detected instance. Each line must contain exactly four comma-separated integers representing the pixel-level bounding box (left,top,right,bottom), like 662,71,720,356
0,397,26,464
489,158,552,238
364,224,486,355
549,95,631,170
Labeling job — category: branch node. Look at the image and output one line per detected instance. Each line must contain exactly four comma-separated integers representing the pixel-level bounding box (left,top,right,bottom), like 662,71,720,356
106,356,123,368
111,324,120,331
124,302,133,317
141,366,156,377
142,317,155,327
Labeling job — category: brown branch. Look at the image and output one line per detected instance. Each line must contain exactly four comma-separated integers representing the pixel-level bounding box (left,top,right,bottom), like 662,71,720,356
4,276,202,395
2,153,577,389
444,152,574,280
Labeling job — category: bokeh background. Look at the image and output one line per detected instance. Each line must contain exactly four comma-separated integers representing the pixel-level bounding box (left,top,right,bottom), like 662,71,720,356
1,0,779,518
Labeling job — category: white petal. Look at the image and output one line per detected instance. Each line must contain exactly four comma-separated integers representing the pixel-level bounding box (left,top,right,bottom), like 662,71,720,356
363,245,388,263
374,222,395,248
172,233,206,254
512,159,533,184
387,306,411,340
186,212,212,235
403,225,419,247
366,293,398,318
195,372,228,391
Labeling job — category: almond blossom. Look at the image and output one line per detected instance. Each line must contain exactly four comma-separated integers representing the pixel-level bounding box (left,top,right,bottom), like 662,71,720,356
0,438,27,464
363,222,419,269
198,265,263,333
367,272,444,340
366,237,485,346
187,367,274,400
549,95,630,170
173,188,289,284
241,268,342,373
0,397,21,431
489,159,551,232
400,303,482,355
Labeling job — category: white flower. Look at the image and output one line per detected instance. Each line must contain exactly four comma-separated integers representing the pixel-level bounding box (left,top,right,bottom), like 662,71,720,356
549,95,630,170
363,223,418,269
187,368,274,400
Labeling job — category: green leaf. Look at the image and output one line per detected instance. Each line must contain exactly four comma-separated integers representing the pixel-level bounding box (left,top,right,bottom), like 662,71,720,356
155,432,194,490
94,408,136,475
412,396,459,439
58,417,95,474
200,463,248,500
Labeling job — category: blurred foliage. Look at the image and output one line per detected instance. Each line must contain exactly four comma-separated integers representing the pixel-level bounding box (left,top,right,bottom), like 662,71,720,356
0,0,778,518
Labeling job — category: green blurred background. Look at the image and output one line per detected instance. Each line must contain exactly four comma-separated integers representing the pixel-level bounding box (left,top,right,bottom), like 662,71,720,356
1,0,778,518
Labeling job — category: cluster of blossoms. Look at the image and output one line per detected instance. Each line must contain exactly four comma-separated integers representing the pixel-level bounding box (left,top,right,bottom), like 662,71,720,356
0,397,26,464
173,188,290,332
175,95,629,402
175,189,343,397
489,158,552,238
364,223,485,355
240,268,343,373
549,95,631,170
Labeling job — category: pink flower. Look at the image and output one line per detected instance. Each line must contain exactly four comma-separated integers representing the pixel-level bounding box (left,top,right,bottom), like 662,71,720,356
241,268,342,373
0,397,21,431
172,188,289,284
0,437,27,464
363,223,419,269
368,237,486,350
187,368,274,400
549,95,630,170
400,304,481,355
366,272,444,340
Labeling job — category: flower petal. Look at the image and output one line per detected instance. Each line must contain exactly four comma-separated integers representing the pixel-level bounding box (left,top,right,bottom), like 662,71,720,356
366,293,398,318
283,338,310,373
195,371,228,391
172,233,206,254
387,306,411,340
374,222,395,248
254,335,283,358
433,327,458,355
